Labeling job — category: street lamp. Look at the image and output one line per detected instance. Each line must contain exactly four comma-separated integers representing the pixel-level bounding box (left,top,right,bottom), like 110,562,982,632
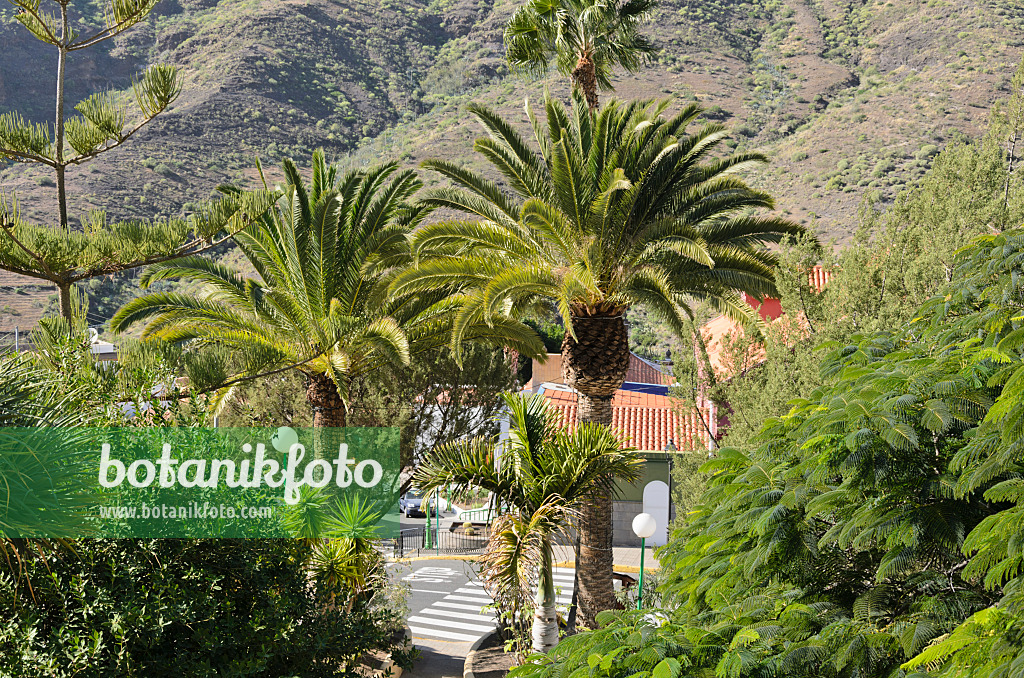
632,512,657,610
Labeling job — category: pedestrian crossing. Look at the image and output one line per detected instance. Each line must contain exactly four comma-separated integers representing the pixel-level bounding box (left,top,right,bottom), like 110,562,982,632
407,567,577,645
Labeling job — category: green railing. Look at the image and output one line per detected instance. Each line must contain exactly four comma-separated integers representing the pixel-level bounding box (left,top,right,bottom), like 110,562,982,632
457,505,497,524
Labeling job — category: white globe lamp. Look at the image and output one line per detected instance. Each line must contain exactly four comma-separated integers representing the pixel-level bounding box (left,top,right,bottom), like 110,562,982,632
632,512,657,539
632,512,657,610
271,426,299,453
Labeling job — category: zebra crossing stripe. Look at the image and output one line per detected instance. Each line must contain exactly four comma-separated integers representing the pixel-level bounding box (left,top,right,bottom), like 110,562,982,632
433,601,491,612
408,616,495,633
408,626,480,643
418,607,497,623
444,594,494,604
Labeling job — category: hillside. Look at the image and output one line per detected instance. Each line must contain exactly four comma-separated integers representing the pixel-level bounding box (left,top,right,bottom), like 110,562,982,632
1,0,1022,328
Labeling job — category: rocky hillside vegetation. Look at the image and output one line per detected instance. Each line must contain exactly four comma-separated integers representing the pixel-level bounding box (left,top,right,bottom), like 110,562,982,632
1,0,1022,324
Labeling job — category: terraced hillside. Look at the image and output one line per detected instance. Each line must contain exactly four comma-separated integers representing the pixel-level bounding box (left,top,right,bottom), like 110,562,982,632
2,0,1022,327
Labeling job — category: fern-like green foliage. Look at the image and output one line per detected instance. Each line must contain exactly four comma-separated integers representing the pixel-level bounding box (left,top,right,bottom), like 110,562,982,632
517,229,1024,678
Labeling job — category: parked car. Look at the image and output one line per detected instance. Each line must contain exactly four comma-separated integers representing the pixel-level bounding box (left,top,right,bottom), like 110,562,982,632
399,488,435,518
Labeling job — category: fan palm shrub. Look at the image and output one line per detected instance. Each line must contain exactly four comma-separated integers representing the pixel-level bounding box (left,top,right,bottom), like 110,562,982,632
505,0,658,109
112,150,543,428
392,92,805,625
413,392,640,653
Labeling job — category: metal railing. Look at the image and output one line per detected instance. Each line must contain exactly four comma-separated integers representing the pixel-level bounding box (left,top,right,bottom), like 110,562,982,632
456,506,496,523
390,524,491,558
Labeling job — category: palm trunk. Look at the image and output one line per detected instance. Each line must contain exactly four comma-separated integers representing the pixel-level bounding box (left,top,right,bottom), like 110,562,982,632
306,372,347,428
570,53,599,111
575,393,616,628
562,311,629,628
306,372,347,461
531,537,558,653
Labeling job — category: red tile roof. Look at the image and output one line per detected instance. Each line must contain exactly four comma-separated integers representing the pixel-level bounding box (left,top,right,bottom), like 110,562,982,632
538,386,715,451
624,354,675,385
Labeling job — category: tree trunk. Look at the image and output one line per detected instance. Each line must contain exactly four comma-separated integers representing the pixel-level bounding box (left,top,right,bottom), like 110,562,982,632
531,537,559,653
57,280,73,320
562,312,629,628
306,372,347,428
570,53,599,111
306,372,347,462
55,6,68,230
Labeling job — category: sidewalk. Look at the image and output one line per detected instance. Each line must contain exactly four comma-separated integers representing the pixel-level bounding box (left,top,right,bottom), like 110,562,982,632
552,545,660,572
396,546,660,571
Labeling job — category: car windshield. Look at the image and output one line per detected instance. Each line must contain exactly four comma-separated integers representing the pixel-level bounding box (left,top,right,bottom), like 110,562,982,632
407,489,424,499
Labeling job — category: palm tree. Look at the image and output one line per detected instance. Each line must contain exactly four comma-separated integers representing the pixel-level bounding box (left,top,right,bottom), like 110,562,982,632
504,0,658,110
111,150,507,427
413,392,640,653
392,93,806,626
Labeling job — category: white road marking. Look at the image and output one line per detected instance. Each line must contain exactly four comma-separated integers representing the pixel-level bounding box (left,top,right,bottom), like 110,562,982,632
444,594,494,604
433,601,491,612
408,616,495,633
418,607,497,622
408,626,480,642
406,568,578,647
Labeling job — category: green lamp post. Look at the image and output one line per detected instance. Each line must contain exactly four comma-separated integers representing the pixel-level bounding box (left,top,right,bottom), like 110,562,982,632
632,512,657,610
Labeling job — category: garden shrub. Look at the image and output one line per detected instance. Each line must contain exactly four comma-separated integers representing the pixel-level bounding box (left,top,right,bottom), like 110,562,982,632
0,539,411,678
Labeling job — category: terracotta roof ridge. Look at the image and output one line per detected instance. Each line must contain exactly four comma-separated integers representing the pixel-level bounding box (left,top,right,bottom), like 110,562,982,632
630,351,671,374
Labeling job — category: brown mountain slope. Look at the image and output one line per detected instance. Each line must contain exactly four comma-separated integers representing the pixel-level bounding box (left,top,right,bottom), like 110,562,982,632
1,0,1022,328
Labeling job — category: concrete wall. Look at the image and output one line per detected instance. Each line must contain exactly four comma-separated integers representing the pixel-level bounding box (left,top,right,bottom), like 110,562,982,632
530,354,564,387
613,500,644,546
614,452,671,502
613,500,676,546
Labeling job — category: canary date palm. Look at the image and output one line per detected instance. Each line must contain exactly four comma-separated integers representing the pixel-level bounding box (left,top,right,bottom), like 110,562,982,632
393,92,805,626
111,151,545,428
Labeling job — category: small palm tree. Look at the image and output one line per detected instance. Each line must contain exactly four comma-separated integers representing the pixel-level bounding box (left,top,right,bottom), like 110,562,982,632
111,151,463,427
393,92,805,626
505,0,658,109
413,392,641,653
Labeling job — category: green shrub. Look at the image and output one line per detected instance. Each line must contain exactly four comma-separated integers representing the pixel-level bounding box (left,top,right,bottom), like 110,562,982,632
0,539,411,677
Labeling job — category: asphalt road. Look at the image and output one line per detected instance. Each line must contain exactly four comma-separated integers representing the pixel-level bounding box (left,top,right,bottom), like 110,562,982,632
391,559,491,678
389,557,577,678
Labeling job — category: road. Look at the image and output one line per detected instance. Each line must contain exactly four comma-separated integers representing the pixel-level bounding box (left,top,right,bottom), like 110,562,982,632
392,558,576,678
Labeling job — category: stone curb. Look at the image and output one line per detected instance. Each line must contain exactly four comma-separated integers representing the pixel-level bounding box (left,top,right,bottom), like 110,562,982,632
463,629,497,678
388,554,482,563
551,561,659,573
